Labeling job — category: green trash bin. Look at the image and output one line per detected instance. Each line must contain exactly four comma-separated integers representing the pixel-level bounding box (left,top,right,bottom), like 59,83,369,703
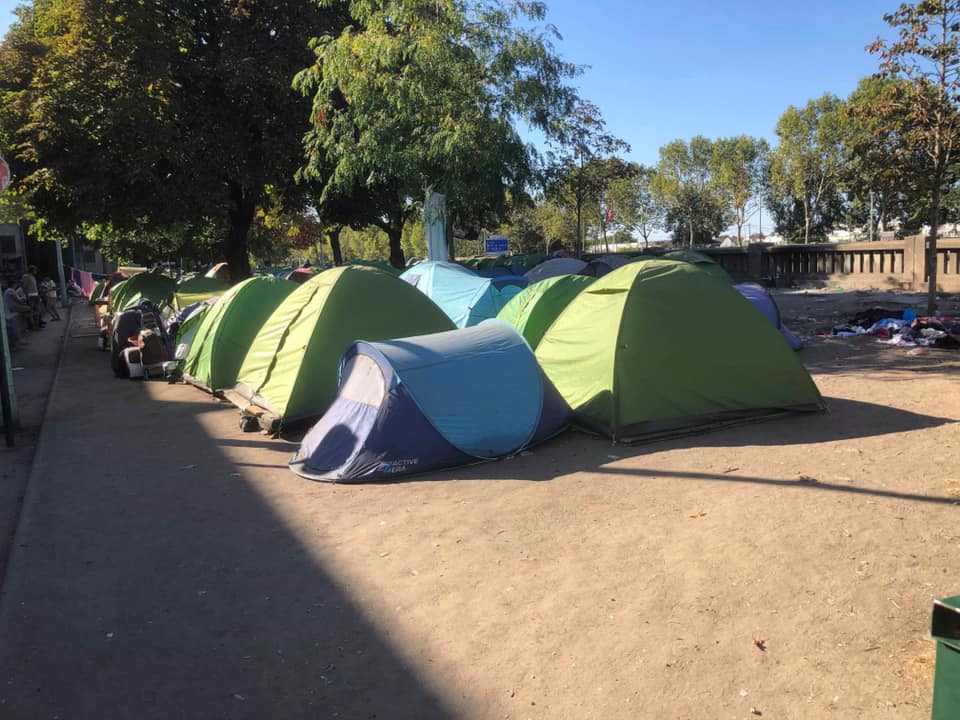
932,595,960,719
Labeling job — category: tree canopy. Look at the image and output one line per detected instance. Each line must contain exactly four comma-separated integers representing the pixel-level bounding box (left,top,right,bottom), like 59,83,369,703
869,0,960,312
295,0,579,267
0,0,341,277
767,94,847,244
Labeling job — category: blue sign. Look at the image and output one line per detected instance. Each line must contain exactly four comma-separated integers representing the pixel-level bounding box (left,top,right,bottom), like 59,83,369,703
484,236,508,256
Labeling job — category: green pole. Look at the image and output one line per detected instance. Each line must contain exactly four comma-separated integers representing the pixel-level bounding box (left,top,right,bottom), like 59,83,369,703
0,297,19,447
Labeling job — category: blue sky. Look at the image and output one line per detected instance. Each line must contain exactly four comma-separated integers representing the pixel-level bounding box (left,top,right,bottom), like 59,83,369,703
538,0,893,166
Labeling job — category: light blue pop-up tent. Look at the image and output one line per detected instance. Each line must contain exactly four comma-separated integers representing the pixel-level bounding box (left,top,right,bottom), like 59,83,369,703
289,320,571,482
400,261,522,327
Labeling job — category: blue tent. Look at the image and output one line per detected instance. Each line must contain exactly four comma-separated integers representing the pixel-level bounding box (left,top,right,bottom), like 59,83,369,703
400,261,522,327
289,321,570,482
735,283,802,350
489,275,529,291
476,265,513,278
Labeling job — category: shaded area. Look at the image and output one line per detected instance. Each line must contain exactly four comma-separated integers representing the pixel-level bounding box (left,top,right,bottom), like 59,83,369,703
0,325,455,719
0,310,70,584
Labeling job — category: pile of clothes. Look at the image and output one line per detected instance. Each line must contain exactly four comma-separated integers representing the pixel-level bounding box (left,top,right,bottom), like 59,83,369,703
829,306,960,348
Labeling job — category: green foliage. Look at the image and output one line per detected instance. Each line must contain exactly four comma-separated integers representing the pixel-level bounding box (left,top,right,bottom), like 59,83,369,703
0,0,338,278
545,101,630,255
767,94,847,243
493,198,578,255
842,76,938,237
654,136,729,246
711,135,769,245
295,0,579,267
606,164,667,248
869,0,960,312
340,226,391,262
401,214,427,262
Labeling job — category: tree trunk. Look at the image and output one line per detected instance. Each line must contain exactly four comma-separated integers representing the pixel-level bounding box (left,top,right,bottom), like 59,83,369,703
387,225,405,269
327,226,343,266
314,240,324,267
803,201,811,244
927,184,941,315
575,201,583,258
226,182,255,280
688,222,694,248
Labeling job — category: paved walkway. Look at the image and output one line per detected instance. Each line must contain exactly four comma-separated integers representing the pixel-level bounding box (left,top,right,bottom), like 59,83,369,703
0,307,70,578
0,310,451,719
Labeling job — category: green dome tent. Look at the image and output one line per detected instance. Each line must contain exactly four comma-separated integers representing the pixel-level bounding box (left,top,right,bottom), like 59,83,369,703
89,279,106,302
230,266,456,432
663,250,733,284
536,259,824,442
174,276,231,310
347,259,401,275
182,276,295,393
110,272,176,312
497,275,596,350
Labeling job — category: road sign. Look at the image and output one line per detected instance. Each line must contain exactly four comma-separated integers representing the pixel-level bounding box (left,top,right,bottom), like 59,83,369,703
484,235,508,256
0,157,9,193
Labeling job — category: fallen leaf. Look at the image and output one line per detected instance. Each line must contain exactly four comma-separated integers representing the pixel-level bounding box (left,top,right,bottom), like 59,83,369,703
753,637,766,651
689,511,707,519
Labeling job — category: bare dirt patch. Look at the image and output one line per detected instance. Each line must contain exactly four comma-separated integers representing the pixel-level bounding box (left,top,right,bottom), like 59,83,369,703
3,290,957,719
166,288,958,719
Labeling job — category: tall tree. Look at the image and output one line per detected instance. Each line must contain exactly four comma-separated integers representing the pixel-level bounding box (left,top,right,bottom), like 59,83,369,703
768,94,847,244
654,136,728,247
843,76,917,238
296,0,578,268
606,164,667,248
869,0,960,313
712,135,769,245
0,0,338,278
546,101,629,256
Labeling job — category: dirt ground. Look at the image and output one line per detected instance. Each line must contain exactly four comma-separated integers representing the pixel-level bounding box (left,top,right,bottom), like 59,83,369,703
1,288,958,719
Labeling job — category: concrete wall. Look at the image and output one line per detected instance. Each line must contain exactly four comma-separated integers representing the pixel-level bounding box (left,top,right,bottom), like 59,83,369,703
698,235,960,293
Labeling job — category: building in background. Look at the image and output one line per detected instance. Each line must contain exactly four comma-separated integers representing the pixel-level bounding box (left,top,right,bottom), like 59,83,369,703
0,222,25,286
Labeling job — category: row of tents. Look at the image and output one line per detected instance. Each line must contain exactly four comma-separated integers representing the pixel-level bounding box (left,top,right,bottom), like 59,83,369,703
93,254,823,483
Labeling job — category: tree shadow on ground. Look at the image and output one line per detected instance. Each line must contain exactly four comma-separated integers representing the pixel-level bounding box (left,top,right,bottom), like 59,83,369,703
0,330,456,719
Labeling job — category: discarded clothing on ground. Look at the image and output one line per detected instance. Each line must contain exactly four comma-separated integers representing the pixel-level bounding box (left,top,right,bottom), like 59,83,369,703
875,317,960,348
